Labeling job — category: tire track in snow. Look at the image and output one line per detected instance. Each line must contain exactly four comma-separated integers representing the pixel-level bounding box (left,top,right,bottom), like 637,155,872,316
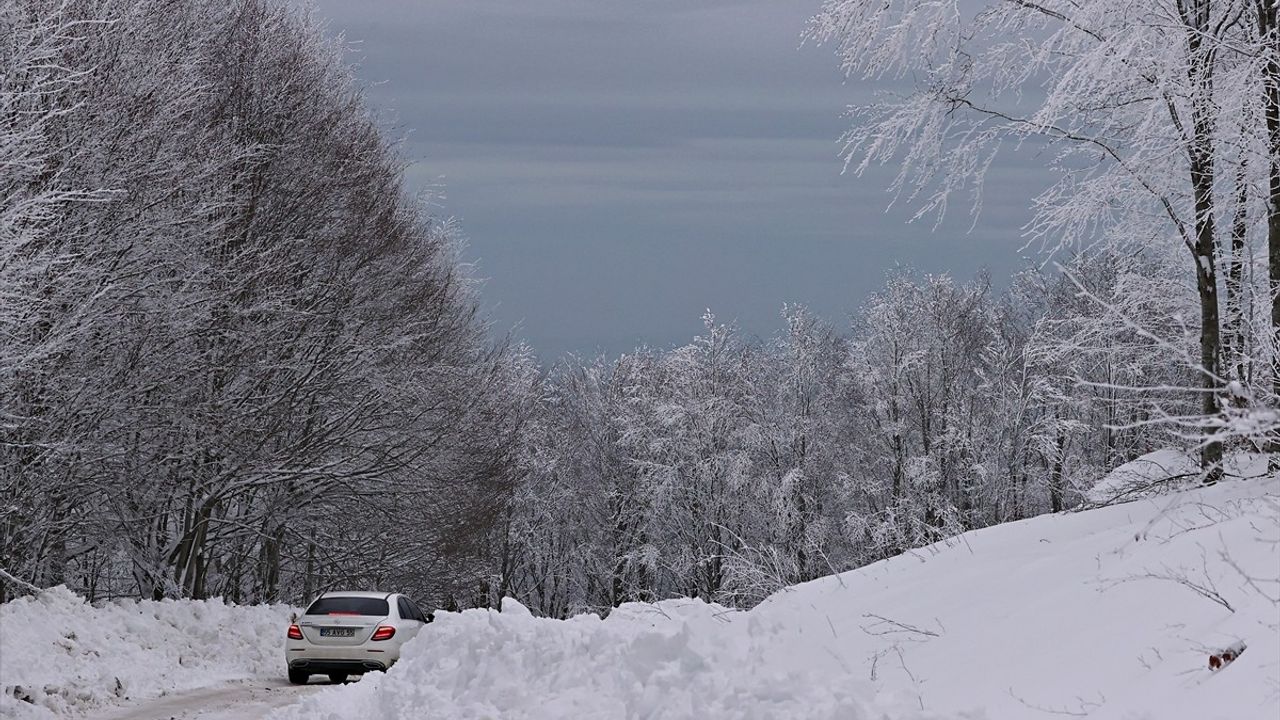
101,678,327,720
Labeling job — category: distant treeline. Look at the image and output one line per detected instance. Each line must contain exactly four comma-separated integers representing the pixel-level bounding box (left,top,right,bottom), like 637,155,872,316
493,250,1246,615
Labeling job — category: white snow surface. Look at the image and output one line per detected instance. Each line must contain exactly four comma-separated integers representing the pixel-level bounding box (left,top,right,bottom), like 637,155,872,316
0,587,294,719
1086,449,1269,504
272,597,945,720
273,474,1280,720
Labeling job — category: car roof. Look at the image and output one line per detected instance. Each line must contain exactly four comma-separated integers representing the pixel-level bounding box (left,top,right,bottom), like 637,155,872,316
315,591,395,599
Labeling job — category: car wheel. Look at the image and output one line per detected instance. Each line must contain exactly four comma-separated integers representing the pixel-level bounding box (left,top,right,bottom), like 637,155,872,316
288,668,310,685
328,673,349,684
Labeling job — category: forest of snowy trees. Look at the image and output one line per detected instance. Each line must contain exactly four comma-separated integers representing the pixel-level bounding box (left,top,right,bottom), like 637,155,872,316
0,0,533,605
489,0,1280,615
806,0,1280,478
2,0,1278,616
490,251,1234,615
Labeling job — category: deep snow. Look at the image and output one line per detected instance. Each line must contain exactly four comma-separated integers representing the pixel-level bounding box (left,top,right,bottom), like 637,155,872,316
1085,449,1268,504
3,468,1276,720
0,588,294,719
272,473,1279,720
273,596,931,720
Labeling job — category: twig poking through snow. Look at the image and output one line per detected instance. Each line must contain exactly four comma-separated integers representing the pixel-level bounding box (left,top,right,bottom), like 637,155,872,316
860,613,943,638
1008,688,1105,717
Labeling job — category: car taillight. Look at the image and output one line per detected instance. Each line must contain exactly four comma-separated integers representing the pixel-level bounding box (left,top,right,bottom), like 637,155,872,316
370,625,395,641
287,624,303,640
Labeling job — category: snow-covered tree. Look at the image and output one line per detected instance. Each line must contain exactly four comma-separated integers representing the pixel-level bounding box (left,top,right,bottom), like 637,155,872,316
808,0,1280,481
0,0,527,604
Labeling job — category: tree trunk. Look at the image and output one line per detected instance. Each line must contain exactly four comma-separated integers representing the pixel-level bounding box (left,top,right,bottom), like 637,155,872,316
258,523,285,603
1184,0,1225,485
1225,158,1250,384
303,533,317,601
1049,431,1067,513
1193,161,1225,486
1259,0,1280,468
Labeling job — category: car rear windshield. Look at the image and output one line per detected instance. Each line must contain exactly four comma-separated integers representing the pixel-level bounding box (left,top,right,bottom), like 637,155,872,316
305,596,389,616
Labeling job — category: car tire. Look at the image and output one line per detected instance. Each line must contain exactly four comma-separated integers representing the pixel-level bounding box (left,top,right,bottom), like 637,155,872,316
328,673,348,684
288,668,310,685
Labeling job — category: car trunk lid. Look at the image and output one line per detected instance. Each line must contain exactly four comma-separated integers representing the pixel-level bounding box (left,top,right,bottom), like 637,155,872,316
298,613,385,646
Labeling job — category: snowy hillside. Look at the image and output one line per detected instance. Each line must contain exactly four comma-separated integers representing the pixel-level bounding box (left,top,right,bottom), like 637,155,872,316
272,474,1280,720
1085,449,1269,504
0,588,293,719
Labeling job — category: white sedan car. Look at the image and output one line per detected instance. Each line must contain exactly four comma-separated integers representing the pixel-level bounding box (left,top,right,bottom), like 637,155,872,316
285,591,431,684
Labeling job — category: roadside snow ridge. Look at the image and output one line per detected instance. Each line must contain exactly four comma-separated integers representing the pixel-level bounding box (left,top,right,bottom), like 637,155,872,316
0,588,293,719
273,475,1279,719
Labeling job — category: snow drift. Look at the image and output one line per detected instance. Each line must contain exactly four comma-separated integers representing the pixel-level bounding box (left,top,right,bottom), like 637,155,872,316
273,473,1279,720
0,587,293,718
1085,448,1268,504
270,596,950,720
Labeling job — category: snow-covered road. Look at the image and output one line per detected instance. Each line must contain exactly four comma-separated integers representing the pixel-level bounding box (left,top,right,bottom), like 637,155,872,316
100,679,322,720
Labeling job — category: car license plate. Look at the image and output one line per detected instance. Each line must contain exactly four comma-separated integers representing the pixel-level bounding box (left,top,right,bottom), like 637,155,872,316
320,627,356,638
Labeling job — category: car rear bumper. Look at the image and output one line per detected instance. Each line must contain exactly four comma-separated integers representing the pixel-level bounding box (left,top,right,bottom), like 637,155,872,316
288,657,387,674
285,639,402,675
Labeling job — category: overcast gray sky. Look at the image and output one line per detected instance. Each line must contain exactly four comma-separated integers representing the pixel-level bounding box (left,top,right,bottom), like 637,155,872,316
306,0,1044,358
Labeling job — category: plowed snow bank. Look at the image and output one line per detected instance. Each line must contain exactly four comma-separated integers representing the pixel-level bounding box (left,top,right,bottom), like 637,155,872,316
0,587,293,719
273,475,1279,720
270,596,954,720
1085,449,1267,504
